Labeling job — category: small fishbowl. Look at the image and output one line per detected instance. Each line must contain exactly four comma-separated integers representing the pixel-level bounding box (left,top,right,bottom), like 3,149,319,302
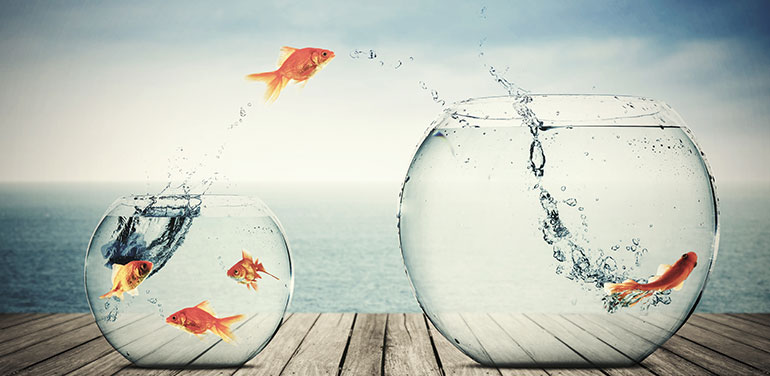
398,95,719,367
84,194,292,368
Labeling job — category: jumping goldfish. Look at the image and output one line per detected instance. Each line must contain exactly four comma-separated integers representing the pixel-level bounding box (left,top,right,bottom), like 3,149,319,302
604,252,698,309
99,260,153,300
246,46,335,103
165,301,245,343
227,249,279,292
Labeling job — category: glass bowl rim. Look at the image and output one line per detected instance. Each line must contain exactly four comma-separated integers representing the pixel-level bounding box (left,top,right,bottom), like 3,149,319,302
448,94,679,124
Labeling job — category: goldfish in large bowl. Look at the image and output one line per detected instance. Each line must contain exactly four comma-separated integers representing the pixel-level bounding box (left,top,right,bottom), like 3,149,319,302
398,95,718,366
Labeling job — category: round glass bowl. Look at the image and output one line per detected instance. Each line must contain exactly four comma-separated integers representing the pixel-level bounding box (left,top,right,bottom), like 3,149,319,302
84,194,292,368
398,95,719,367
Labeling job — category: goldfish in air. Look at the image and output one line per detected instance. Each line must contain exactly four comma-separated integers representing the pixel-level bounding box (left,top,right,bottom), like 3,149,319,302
99,260,153,300
604,252,698,310
166,301,245,343
227,249,279,292
246,46,335,103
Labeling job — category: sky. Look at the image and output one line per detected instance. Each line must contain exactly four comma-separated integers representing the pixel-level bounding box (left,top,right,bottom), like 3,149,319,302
1,0,769,184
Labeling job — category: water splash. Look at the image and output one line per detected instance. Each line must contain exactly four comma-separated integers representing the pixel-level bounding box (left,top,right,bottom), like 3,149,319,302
101,195,201,279
481,32,659,311
350,49,414,70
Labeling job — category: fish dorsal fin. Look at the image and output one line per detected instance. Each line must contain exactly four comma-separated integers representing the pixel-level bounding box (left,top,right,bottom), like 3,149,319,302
673,280,685,291
277,46,297,67
195,300,216,316
111,264,124,282
242,249,253,263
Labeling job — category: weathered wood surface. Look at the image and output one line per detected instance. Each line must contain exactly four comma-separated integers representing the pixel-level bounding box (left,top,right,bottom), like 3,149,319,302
0,313,767,375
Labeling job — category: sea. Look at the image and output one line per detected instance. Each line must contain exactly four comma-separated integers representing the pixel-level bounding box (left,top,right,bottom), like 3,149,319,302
0,181,767,313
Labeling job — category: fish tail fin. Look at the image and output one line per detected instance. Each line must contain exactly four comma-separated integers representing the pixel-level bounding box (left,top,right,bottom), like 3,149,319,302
246,71,288,103
604,279,640,295
213,314,245,343
603,280,654,312
255,260,280,280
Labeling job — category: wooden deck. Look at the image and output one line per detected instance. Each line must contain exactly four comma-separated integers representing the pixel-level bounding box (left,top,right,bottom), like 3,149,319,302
0,313,768,375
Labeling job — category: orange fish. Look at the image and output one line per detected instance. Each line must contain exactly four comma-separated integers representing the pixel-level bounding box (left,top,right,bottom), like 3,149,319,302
165,301,245,343
246,46,335,103
227,249,279,292
99,260,153,300
604,252,698,308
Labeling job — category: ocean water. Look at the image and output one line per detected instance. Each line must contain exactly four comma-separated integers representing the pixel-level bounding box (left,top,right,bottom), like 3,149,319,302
0,181,767,313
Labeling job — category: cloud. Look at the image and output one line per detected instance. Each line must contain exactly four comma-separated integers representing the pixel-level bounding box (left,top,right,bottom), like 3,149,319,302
0,2,768,183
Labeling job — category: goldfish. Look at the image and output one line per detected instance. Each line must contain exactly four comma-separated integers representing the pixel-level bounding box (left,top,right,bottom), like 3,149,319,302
227,249,279,292
246,46,335,103
99,260,153,300
166,301,245,343
604,252,698,309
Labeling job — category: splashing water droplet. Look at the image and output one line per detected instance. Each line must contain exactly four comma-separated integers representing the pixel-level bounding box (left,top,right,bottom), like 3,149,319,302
529,140,545,177
560,186,567,191
564,198,577,207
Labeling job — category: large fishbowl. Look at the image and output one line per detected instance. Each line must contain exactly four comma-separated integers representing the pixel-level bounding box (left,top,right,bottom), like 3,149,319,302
398,95,719,366
84,194,292,368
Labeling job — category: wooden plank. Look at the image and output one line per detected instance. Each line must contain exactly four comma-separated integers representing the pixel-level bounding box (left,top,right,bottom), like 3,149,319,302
139,316,277,376
281,313,355,376
64,349,131,376
688,314,770,352
126,314,271,372
0,313,54,329
182,313,280,369
426,317,503,376
340,313,386,376
14,314,153,376
458,313,534,367
383,313,441,376
233,313,318,376
571,314,711,376
694,313,770,340
0,321,102,374
62,315,163,376
729,313,770,328
489,313,591,368
14,336,114,376
0,313,83,344
610,314,762,375
660,318,770,371
430,313,547,376
524,314,642,369
743,313,770,324
108,317,194,375
0,313,91,357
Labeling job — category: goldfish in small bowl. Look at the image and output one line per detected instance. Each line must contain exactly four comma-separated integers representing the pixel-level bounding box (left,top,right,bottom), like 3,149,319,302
84,194,292,368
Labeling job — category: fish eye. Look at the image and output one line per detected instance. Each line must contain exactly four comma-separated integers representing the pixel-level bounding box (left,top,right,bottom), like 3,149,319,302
682,253,688,259
322,52,327,57
172,316,176,320
234,270,238,275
